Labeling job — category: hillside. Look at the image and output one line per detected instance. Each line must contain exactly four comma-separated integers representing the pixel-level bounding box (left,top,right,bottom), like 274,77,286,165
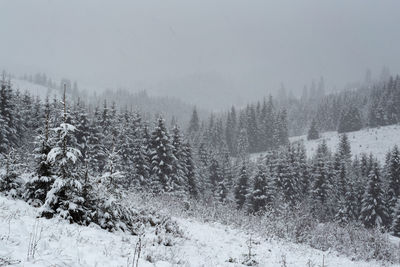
252,124,400,162
0,194,395,267
11,79,59,100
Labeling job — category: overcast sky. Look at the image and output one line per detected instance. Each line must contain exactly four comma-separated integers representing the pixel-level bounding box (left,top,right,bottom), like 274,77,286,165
1,0,400,109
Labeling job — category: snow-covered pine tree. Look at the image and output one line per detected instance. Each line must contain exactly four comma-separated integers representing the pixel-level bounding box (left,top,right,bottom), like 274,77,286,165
74,99,91,161
360,161,388,228
295,142,310,198
0,76,16,154
307,119,319,140
187,107,200,136
0,148,20,197
170,125,186,194
25,97,55,206
87,106,106,174
208,155,221,196
115,109,134,187
40,84,85,224
310,141,332,221
392,199,400,237
182,142,198,198
219,146,234,198
237,128,249,160
386,146,400,217
280,145,298,206
130,116,150,188
149,116,174,193
235,162,249,209
225,107,237,155
249,164,269,213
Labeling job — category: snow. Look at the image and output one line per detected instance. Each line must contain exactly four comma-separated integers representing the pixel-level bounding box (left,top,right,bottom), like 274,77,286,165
11,79,59,100
252,125,400,163
0,195,395,267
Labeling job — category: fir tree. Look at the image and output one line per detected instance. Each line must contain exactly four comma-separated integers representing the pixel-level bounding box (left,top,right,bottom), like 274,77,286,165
249,165,269,213
360,162,388,228
149,116,174,192
235,163,249,209
187,107,200,135
170,125,186,193
182,142,198,198
307,119,319,140
386,146,400,216
25,97,54,206
392,199,400,237
40,85,85,224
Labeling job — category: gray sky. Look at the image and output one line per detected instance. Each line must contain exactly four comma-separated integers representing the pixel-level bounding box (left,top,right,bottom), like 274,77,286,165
1,0,400,109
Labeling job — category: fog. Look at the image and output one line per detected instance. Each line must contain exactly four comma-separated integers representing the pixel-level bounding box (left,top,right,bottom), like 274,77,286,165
1,0,400,109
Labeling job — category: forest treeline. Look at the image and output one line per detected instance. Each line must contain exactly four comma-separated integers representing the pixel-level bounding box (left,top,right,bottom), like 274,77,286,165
0,73,399,238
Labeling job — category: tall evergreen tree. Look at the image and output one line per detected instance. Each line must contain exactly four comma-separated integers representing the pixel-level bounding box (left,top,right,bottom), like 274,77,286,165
360,162,388,228
307,119,319,140
235,163,249,209
40,85,85,223
149,116,174,192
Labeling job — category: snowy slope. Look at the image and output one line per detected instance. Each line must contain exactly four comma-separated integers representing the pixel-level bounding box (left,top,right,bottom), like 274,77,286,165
252,125,400,163
11,79,59,100
0,195,395,267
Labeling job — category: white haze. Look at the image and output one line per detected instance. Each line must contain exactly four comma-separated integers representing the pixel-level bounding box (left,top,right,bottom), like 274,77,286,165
1,0,400,109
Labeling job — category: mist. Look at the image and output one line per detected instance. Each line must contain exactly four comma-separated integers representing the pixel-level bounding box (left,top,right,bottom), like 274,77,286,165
1,0,400,109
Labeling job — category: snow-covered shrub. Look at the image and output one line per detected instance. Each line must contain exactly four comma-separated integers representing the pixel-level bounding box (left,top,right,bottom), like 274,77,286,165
129,191,400,263
0,150,24,198
0,172,22,198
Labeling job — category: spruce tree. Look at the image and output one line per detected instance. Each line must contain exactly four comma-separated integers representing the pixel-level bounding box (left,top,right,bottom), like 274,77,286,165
360,162,388,228
0,77,15,154
310,141,331,221
386,146,400,216
40,85,84,224
170,125,186,193
249,165,269,213
187,107,200,135
182,142,198,198
307,119,319,140
25,97,54,206
235,163,249,209
149,116,174,192
392,199,400,237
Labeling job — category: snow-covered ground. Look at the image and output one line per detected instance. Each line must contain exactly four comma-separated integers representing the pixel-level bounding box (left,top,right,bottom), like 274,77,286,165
1,195,396,267
253,124,400,163
11,79,58,100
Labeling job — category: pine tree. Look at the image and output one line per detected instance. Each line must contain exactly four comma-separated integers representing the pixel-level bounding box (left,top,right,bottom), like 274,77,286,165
149,116,174,193
0,148,20,197
338,106,362,133
87,106,106,174
0,77,16,154
235,163,249,209
40,85,85,224
182,142,198,198
187,107,200,135
25,97,54,206
386,146,400,217
237,128,249,160
310,141,331,221
249,165,269,213
307,119,319,140
392,199,400,237
279,146,298,206
170,125,186,193
360,162,388,228
208,155,221,195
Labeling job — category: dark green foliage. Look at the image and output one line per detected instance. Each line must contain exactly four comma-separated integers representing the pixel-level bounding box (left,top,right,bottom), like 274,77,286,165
307,119,319,140
235,163,249,209
338,106,363,133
